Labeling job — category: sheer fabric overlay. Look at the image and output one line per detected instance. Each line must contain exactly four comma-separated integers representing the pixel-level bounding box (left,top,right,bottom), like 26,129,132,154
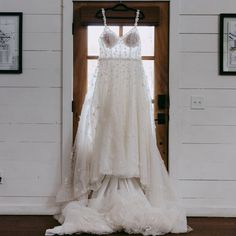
46,8,193,236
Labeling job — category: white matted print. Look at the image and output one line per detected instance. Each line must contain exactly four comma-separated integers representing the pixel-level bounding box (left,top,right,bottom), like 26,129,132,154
0,13,22,73
227,20,236,68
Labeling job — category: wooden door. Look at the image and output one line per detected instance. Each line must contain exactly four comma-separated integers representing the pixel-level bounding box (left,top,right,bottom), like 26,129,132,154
73,2,169,168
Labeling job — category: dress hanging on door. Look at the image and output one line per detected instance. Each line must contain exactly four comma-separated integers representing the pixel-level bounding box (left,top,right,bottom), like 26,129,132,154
46,9,193,236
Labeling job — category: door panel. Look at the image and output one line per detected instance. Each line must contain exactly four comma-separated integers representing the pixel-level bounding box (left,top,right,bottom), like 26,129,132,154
73,1,169,169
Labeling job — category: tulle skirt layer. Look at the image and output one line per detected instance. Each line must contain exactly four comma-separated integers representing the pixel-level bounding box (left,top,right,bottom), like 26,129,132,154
46,176,192,235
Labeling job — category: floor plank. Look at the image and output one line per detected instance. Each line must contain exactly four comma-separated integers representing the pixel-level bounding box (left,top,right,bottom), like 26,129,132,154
0,216,236,236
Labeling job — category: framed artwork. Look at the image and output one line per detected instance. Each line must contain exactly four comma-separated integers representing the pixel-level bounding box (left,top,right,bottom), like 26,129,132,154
0,12,22,74
219,14,236,75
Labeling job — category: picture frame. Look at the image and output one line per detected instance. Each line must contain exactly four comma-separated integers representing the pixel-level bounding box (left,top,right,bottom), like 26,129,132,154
0,12,22,74
219,14,236,75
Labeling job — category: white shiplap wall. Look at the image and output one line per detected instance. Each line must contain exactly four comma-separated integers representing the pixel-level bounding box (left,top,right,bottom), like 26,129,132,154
1,0,236,216
177,0,236,216
0,0,62,214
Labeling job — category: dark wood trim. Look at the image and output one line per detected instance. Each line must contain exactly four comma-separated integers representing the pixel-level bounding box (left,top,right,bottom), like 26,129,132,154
87,55,155,60
73,25,88,141
87,55,99,59
141,56,155,60
74,2,160,26
154,2,169,168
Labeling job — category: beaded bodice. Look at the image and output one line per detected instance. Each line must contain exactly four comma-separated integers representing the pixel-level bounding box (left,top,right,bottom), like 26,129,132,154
99,8,141,59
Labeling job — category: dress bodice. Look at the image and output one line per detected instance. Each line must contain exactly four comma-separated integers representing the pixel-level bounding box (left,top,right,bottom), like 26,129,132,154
99,8,141,60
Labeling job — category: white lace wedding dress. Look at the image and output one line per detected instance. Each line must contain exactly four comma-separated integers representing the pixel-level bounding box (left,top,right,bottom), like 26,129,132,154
46,9,193,235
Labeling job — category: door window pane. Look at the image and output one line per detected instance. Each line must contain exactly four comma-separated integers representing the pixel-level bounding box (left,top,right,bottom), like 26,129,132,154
123,26,154,56
88,26,119,55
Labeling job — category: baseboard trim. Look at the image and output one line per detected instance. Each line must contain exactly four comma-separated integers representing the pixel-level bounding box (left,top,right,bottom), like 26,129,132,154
0,204,60,215
1,204,236,216
186,206,236,217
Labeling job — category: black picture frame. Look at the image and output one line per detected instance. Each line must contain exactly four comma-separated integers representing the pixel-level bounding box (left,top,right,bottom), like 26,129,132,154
0,12,23,74
219,13,236,75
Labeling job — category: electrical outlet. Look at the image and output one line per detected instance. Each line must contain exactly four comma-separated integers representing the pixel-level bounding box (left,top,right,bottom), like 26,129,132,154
191,96,205,110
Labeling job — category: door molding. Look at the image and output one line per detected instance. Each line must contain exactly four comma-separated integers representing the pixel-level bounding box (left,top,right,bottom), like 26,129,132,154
168,0,181,179
61,0,179,184
61,0,179,183
61,0,73,185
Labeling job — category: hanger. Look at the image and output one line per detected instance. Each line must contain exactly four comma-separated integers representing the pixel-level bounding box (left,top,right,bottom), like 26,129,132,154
95,2,145,20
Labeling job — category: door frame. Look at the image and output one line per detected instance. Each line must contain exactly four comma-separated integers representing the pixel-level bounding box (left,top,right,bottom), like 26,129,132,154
61,0,181,184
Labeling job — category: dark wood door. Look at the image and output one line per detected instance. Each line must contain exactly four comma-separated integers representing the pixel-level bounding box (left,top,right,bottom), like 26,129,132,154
73,1,169,168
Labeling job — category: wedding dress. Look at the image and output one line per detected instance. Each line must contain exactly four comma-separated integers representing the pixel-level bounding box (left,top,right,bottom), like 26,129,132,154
46,9,193,235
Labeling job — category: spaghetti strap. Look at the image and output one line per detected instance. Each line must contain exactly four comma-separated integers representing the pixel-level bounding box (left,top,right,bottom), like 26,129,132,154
134,9,140,26
101,8,107,26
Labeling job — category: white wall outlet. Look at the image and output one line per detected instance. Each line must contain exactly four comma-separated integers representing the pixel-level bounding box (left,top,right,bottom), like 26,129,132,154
191,96,205,110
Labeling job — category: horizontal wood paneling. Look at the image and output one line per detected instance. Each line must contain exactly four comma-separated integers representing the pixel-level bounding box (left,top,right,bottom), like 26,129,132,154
178,144,236,180
23,33,61,51
179,53,236,89
181,108,236,126
0,106,61,124
0,0,62,209
180,15,218,34
180,0,236,14
181,125,236,144
181,34,217,53
23,51,60,69
24,15,61,33
0,51,61,87
178,180,236,200
0,69,61,88
0,88,60,106
0,143,61,197
178,0,236,216
0,196,56,205
0,196,60,214
0,88,61,123
180,89,236,108
0,124,60,142
0,142,60,161
182,197,236,210
0,0,61,14
0,159,60,196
